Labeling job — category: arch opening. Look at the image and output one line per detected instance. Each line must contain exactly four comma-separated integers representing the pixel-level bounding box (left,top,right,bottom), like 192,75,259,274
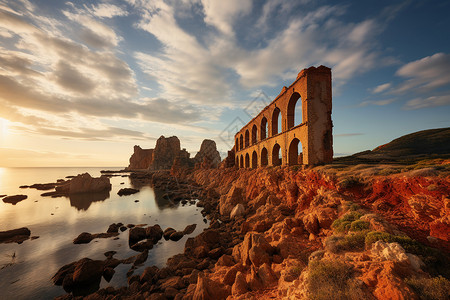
288,138,303,165
239,135,243,150
271,107,281,136
245,130,249,148
245,153,250,168
251,151,257,169
251,124,257,145
235,138,239,151
236,156,239,168
272,143,282,166
261,147,268,166
240,155,244,168
287,92,302,129
260,117,268,140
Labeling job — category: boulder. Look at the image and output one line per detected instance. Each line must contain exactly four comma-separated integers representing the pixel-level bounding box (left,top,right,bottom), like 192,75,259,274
164,228,177,240
193,272,231,300
118,188,139,196
56,173,111,194
2,194,27,205
371,241,408,262
230,204,245,219
231,271,248,296
183,224,197,235
73,232,93,244
0,227,31,243
219,185,244,216
72,258,104,285
169,231,184,241
146,224,163,243
129,227,147,245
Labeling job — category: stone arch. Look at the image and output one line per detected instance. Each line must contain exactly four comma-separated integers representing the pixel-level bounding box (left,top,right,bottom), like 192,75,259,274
272,143,282,166
287,92,302,129
245,153,250,168
240,154,244,168
261,147,268,166
288,138,303,165
251,151,257,169
245,130,249,148
235,138,239,151
239,134,243,150
251,124,257,145
271,107,281,136
260,117,268,140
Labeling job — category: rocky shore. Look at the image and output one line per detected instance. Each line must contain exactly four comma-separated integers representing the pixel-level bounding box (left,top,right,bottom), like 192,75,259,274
53,161,450,299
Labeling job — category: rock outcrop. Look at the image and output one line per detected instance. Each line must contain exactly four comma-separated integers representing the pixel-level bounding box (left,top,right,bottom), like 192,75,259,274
2,194,27,205
0,227,31,243
126,136,222,171
194,139,221,168
56,173,111,194
127,145,154,170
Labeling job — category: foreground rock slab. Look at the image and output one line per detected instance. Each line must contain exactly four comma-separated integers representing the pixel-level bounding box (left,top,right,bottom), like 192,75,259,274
0,227,31,243
2,194,27,205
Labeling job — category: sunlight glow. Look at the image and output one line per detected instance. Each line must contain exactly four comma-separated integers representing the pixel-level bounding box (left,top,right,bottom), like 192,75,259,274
0,118,9,139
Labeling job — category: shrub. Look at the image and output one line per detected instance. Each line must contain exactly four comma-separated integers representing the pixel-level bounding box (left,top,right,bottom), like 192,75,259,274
350,220,370,231
405,276,450,300
307,260,361,300
331,211,363,233
349,203,361,211
338,176,363,189
325,231,368,253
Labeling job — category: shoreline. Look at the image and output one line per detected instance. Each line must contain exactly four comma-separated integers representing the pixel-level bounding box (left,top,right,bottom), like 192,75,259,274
54,162,450,299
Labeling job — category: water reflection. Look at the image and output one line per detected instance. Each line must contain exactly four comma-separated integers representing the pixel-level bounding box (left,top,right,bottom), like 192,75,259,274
153,189,177,210
68,191,110,211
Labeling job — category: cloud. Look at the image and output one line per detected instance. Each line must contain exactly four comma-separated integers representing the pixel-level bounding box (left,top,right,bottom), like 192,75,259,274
404,95,450,110
359,98,396,107
12,124,153,141
371,83,391,94
53,61,96,94
63,10,121,49
396,53,450,92
86,3,129,19
201,0,252,35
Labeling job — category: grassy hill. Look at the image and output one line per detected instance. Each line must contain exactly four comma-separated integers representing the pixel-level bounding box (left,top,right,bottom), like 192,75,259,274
335,127,450,164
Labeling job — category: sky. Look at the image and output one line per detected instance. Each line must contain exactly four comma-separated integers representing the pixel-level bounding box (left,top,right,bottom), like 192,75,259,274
0,0,449,167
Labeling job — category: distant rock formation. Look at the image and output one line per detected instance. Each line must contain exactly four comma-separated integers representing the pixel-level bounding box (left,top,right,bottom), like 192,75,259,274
128,146,154,170
194,139,221,168
126,136,222,171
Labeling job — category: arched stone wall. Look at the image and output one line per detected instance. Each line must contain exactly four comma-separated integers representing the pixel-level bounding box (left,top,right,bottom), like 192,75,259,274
234,66,333,168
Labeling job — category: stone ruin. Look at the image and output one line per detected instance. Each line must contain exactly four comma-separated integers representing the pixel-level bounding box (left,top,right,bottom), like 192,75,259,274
233,65,333,168
126,136,221,171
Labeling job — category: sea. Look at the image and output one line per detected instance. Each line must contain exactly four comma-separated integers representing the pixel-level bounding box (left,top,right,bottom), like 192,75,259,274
0,167,208,300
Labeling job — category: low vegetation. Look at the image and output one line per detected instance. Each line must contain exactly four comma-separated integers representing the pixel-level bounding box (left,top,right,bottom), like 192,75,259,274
405,276,450,300
307,260,362,300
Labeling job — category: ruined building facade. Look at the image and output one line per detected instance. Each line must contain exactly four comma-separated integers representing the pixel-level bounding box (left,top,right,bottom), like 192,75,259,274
234,66,333,168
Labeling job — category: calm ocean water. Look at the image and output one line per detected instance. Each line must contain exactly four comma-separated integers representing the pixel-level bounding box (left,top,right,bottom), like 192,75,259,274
0,167,207,300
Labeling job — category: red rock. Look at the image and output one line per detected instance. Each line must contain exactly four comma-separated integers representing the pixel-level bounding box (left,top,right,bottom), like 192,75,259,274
194,140,221,169
183,224,197,235
429,215,450,241
127,145,154,170
231,271,248,296
303,213,319,234
193,272,231,300
72,258,104,284
257,263,278,287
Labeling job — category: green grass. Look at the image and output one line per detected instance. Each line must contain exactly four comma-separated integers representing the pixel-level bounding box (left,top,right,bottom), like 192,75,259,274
405,276,450,300
349,220,370,232
325,231,369,253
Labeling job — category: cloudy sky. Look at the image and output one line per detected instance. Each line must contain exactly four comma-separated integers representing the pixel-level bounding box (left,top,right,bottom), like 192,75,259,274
0,0,449,167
